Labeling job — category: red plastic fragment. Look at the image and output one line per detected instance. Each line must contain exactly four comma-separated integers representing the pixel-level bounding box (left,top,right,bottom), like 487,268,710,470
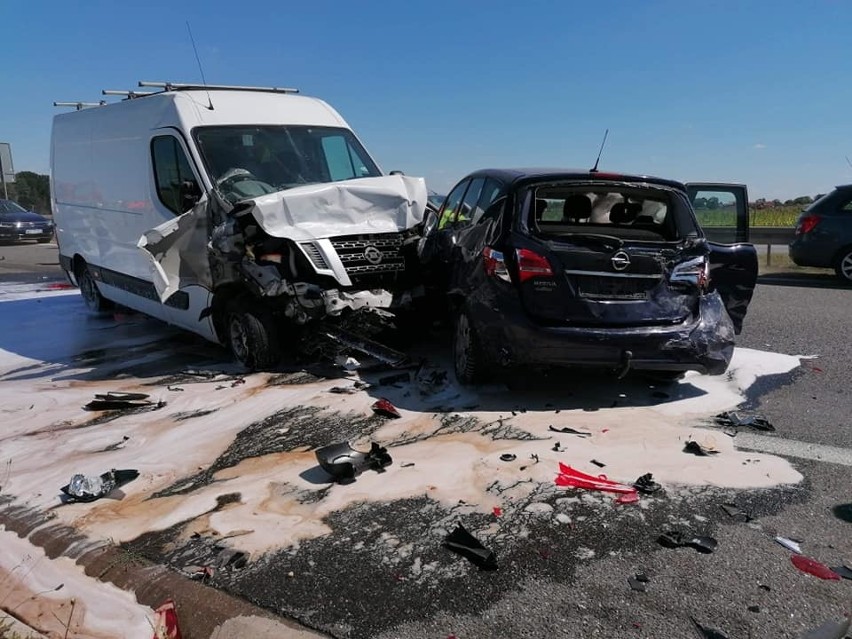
791,555,841,580
45,282,74,290
554,463,635,494
811,366,823,373
615,491,640,505
602,429,610,433
372,398,402,419
492,506,503,517
151,599,182,639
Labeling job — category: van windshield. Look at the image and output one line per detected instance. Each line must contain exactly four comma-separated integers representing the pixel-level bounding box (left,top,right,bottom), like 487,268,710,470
194,125,382,203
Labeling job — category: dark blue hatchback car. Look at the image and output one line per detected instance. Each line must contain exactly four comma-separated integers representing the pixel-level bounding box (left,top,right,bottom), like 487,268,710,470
789,185,852,282
0,199,54,243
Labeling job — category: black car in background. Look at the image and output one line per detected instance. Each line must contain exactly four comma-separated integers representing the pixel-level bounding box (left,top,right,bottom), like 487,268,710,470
0,199,54,243
789,184,852,282
418,169,758,384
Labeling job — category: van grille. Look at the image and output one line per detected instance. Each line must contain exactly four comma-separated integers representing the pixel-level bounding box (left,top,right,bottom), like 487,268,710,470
329,233,407,286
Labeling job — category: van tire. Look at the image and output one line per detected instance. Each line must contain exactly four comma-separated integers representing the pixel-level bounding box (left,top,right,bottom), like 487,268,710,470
77,263,113,313
453,310,485,385
227,307,280,371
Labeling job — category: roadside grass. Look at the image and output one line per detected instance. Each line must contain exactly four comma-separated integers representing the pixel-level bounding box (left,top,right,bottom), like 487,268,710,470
697,205,802,227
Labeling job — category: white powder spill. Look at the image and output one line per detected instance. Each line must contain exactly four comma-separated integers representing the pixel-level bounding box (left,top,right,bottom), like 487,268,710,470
0,285,805,561
0,527,153,638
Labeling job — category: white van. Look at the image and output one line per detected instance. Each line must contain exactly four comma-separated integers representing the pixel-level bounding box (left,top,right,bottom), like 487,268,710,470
51,82,427,368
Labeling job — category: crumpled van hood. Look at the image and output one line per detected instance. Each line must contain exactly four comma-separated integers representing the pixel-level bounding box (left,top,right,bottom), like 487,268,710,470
247,174,428,241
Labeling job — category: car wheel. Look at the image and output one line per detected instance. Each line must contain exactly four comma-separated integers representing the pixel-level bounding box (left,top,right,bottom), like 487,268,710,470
453,310,485,385
227,307,280,371
77,264,113,313
833,247,852,283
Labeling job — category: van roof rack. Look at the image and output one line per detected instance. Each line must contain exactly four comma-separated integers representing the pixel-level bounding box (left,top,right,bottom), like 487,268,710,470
53,101,107,110
138,81,300,94
102,90,155,99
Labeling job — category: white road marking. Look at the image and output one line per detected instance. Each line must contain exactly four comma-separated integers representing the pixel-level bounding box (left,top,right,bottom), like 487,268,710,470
735,432,852,467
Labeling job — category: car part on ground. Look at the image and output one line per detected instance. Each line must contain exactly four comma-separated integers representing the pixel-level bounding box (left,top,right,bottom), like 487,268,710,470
657,532,718,554
715,411,775,432
314,442,393,482
419,169,758,384
632,473,662,494
443,523,498,571
83,392,157,411
60,469,139,502
790,555,842,580
371,398,402,419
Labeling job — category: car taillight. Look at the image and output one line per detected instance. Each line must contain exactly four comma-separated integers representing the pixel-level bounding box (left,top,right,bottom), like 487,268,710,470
515,248,554,283
482,246,511,282
796,214,821,235
670,256,709,290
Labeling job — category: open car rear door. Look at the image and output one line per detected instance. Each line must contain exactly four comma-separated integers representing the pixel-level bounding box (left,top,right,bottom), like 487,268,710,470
686,182,757,334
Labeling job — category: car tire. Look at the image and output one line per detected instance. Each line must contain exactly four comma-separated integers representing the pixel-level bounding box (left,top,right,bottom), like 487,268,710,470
833,247,852,283
227,306,280,371
77,263,113,313
453,310,485,385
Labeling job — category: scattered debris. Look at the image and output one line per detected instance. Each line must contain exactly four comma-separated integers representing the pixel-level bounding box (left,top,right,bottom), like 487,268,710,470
829,565,852,580
444,523,497,571
683,438,719,456
615,491,640,505
167,385,185,392
329,385,361,394
230,378,246,387
519,454,540,471
83,392,156,411
548,426,592,438
335,355,362,371
400,462,416,468
314,441,392,482
551,441,563,452
775,536,803,554
633,473,662,494
151,599,182,639
371,398,402,419
747,605,760,613
714,411,775,432
492,507,503,517
60,469,139,502
690,616,730,639
555,464,636,494
627,572,649,592
720,502,752,522
658,531,718,554
499,453,517,462
590,459,606,468
798,616,851,639
791,555,841,580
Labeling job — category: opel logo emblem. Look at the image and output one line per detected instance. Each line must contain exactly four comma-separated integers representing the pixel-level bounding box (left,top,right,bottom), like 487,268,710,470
363,246,383,265
611,250,630,271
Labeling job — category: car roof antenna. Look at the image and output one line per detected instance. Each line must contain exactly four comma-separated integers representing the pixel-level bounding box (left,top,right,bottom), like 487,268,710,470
187,21,214,110
590,129,609,174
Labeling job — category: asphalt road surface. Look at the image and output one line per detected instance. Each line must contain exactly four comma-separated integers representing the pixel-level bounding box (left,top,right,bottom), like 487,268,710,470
1,243,850,639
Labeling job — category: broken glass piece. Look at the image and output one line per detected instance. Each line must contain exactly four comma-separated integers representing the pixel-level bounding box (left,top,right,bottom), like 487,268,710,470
371,398,401,418
633,473,662,494
798,616,852,639
314,442,392,482
548,426,591,437
714,411,775,432
791,555,841,580
775,536,803,554
720,502,751,521
444,523,497,571
690,616,731,639
658,531,717,554
61,469,139,502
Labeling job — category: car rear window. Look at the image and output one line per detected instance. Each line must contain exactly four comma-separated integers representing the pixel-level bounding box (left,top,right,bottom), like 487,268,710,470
528,184,690,241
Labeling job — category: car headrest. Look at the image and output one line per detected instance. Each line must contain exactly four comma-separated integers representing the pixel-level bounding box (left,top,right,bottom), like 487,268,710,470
535,198,548,221
609,202,629,224
562,194,592,222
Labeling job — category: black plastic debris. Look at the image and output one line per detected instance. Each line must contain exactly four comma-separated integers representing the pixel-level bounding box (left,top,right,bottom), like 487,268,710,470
590,459,606,468
714,411,775,432
627,572,649,592
499,453,517,462
444,523,497,571
329,386,361,395
548,426,591,438
829,564,852,580
60,469,139,502
747,605,760,613
684,440,719,456
371,398,402,419
84,392,156,411
658,531,717,554
798,617,851,639
314,442,392,482
720,502,752,522
690,617,731,639
633,473,662,494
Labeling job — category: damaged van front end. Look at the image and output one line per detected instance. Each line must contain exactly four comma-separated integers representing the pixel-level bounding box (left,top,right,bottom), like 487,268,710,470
139,174,427,368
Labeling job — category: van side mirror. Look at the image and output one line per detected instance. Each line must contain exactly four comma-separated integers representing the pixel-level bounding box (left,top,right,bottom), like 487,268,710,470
389,170,405,176
180,180,202,212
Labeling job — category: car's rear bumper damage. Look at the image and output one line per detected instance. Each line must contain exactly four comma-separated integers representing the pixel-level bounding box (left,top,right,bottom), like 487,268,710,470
470,291,736,375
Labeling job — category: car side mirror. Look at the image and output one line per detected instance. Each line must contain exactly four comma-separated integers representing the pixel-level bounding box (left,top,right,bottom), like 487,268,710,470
180,180,202,212
389,170,405,176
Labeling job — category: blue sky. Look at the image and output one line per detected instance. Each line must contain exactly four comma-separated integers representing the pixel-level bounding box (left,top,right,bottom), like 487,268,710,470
3,0,852,199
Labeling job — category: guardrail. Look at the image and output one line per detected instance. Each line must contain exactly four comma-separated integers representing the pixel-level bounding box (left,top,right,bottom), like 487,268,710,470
750,227,795,266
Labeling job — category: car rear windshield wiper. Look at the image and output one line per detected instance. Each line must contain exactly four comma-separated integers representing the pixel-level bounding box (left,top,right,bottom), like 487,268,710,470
548,233,624,250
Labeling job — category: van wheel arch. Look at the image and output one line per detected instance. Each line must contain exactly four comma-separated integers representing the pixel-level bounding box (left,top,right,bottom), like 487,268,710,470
73,256,113,312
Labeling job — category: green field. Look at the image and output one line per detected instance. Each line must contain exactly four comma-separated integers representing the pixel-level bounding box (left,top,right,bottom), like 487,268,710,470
695,204,803,227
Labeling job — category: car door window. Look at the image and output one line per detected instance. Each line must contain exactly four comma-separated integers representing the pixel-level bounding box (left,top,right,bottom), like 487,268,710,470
689,187,743,243
456,178,485,228
151,136,200,215
438,180,470,230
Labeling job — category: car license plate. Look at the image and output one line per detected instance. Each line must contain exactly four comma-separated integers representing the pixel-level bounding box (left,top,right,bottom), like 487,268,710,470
25,229,43,235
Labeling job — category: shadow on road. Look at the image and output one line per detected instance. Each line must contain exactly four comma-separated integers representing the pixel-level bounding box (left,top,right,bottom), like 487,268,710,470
758,271,852,290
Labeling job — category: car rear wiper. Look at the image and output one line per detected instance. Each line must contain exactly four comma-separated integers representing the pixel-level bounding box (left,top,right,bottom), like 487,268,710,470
553,233,624,250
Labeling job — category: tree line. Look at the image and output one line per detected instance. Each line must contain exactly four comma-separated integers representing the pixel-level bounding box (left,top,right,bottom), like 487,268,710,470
3,172,51,214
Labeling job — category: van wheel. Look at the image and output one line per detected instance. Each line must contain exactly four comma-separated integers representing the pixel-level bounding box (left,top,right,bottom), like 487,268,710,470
227,308,280,371
453,310,485,385
833,247,852,283
77,264,113,313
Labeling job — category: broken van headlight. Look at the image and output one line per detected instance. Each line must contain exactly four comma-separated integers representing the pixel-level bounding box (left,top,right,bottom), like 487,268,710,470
670,256,708,290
